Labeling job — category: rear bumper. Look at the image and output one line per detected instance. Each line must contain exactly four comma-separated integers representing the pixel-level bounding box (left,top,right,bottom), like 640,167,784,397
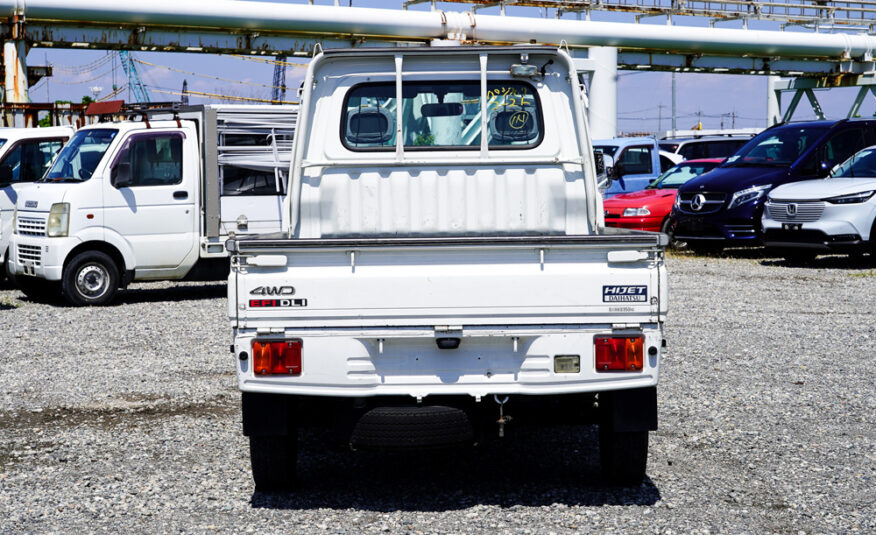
234,325,663,400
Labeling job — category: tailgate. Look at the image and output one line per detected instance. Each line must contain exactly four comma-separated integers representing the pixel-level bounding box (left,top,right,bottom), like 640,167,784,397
230,234,666,329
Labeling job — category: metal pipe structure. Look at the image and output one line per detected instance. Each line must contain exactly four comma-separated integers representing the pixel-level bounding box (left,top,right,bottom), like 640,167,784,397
1,0,875,60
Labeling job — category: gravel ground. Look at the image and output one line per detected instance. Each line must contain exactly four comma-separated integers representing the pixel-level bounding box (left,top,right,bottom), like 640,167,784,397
0,250,874,534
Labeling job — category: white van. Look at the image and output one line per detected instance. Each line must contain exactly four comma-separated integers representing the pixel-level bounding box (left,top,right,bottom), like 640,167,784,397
0,126,74,279
8,105,297,305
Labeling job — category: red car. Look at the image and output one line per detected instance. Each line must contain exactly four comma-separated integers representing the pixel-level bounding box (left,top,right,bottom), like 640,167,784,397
603,158,723,233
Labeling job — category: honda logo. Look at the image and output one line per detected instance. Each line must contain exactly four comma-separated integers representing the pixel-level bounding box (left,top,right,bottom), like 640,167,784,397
786,203,797,216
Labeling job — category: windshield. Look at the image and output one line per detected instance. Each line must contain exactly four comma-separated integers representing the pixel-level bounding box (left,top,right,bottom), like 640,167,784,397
648,161,721,189
43,128,118,182
831,147,876,178
724,126,827,167
0,139,6,150
593,145,618,157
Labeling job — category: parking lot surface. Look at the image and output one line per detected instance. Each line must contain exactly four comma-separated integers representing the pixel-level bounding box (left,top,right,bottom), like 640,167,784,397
1,251,874,534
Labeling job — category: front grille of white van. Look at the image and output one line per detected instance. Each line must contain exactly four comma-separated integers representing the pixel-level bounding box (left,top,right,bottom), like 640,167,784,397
765,201,824,223
17,244,42,266
16,216,47,236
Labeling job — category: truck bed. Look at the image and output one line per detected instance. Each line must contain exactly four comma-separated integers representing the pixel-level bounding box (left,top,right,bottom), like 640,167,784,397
229,230,668,329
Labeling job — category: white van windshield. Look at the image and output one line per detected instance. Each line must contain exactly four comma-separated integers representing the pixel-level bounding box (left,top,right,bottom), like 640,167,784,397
43,129,118,182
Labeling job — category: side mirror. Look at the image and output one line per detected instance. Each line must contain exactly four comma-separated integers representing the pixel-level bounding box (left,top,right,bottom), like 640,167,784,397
817,160,835,178
612,163,625,180
111,162,133,188
0,164,13,185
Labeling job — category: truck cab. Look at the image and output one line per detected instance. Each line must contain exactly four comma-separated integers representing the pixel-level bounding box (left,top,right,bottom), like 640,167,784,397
594,136,680,197
0,126,73,277
9,106,296,305
227,46,668,490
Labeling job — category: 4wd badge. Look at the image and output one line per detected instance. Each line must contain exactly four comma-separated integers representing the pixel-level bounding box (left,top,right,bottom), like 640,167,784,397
250,286,295,296
603,285,647,302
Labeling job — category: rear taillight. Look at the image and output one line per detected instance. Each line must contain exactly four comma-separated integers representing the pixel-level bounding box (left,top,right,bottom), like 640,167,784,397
594,336,644,372
252,340,302,376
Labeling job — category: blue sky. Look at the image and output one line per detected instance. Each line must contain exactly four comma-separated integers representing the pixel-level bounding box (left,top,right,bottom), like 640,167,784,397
25,0,875,134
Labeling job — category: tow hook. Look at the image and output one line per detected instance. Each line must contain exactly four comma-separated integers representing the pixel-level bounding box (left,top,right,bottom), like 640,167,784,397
494,395,512,438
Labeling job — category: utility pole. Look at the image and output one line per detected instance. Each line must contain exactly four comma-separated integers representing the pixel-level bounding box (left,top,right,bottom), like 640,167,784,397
671,72,677,137
181,80,189,105
45,52,50,103
657,104,663,137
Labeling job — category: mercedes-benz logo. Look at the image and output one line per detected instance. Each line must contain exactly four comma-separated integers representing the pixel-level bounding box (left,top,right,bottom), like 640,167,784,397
691,194,706,211
786,203,797,216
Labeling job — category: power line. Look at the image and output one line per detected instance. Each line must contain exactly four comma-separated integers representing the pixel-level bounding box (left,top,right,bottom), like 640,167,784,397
51,53,116,74
49,68,115,85
227,54,309,68
149,87,298,105
134,58,288,90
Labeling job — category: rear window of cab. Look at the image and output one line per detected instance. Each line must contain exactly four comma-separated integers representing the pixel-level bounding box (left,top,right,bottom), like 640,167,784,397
341,80,543,151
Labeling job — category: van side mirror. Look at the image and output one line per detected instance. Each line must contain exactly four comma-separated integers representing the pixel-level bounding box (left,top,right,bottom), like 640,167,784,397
0,164,12,186
111,161,133,188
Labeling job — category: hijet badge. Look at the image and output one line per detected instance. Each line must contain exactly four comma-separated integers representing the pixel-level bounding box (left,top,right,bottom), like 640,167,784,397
603,286,647,302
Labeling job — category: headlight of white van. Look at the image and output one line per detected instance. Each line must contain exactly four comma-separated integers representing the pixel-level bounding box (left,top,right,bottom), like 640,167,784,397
728,184,771,210
47,202,70,237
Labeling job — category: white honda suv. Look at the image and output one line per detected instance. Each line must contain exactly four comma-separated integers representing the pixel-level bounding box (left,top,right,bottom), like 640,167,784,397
762,145,876,261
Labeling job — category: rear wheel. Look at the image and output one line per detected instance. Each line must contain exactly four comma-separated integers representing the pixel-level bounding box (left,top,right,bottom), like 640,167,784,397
61,251,119,306
599,426,649,486
249,434,298,492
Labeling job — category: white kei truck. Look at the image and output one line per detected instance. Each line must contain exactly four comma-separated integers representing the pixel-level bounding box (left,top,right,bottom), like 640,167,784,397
8,105,297,305
227,46,668,490
0,126,74,281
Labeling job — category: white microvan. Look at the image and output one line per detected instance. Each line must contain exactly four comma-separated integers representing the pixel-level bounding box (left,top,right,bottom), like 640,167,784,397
9,105,297,305
0,126,74,279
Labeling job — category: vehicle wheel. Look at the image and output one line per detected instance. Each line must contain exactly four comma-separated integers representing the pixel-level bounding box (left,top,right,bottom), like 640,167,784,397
599,425,649,486
870,220,876,264
61,251,119,306
0,249,8,285
249,434,298,492
659,218,677,248
14,275,60,303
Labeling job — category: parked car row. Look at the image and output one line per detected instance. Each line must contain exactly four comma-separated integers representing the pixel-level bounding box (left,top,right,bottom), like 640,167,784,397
604,118,876,262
